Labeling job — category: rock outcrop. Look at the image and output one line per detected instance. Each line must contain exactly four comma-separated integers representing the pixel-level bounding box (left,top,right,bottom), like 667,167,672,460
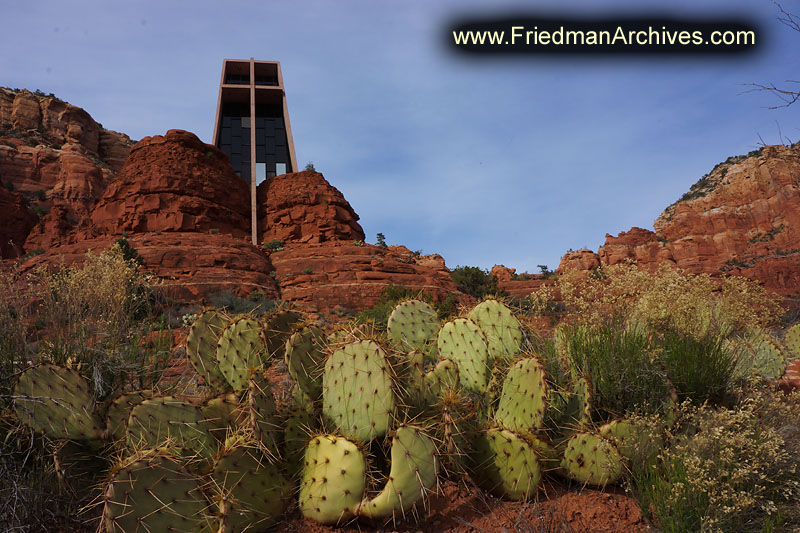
20,232,280,301
0,88,133,252
0,186,37,259
490,265,551,299
256,170,364,244
557,144,800,296
88,130,250,238
270,243,460,315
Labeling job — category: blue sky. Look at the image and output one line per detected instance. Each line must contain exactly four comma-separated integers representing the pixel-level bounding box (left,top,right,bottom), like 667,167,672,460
3,1,800,273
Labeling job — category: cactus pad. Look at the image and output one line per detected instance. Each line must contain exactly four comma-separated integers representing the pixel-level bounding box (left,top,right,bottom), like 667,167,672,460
733,330,786,380
262,310,303,363
14,364,104,441
103,452,208,532
322,340,395,442
468,299,522,361
217,317,266,391
387,299,440,351
422,358,460,406
285,326,326,400
599,419,660,465
126,396,216,459
283,405,317,476
248,371,280,458
785,324,800,358
299,435,367,524
437,318,490,393
202,393,242,443
106,391,153,442
495,358,547,434
561,432,623,486
211,443,291,531
359,425,439,519
186,309,230,394
470,428,542,500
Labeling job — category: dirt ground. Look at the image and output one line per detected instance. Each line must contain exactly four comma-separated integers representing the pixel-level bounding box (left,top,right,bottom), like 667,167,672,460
272,480,652,533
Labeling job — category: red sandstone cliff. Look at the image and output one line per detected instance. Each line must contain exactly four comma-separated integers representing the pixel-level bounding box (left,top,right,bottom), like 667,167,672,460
557,144,800,296
0,88,133,256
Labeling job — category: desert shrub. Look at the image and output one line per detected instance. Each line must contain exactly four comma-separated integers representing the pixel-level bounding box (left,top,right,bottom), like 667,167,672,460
262,239,284,252
559,320,671,420
533,262,781,337
450,265,505,299
658,330,739,405
634,388,800,532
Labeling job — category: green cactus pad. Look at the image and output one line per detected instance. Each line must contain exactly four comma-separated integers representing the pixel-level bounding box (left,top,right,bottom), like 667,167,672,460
126,396,216,459
285,326,326,400
186,309,230,394
217,317,266,391
322,340,395,442
405,349,426,407
387,299,440,351
732,330,786,380
262,310,303,363
599,419,661,465
202,393,242,443
495,358,547,434
785,324,800,359
470,428,542,500
106,391,153,442
468,299,522,361
103,452,208,532
422,359,460,406
283,405,317,476
299,435,367,524
14,364,104,441
211,443,291,531
561,432,623,486
437,318,490,394
248,371,280,458
359,425,439,519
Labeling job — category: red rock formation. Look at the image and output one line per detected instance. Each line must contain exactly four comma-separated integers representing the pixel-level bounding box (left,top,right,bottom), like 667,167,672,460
256,170,364,244
20,232,279,301
490,265,551,299
88,130,250,238
556,249,602,276
0,186,37,259
0,88,132,251
557,144,800,297
270,242,460,315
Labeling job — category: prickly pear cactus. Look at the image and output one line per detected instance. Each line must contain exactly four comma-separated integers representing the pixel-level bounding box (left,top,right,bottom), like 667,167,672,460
599,419,661,465
103,452,208,532
210,442,291,531
106,391,153,442
322,340,395,442
186,309,230,394
126,396,216,459
53,439,110,498
13,364,104,441
248,371,280,458
786,324,800,358
283,404,316,476
217,317,266,391
202,392,242,443
387,299,439,351
299,435,367,524
422,358,460,406
495,357,547,434
468,299,522,361
358,425,439,519
561,432,623,486
285,326,326,400
437,318,490,394
470,428,542,500
732,329,786,380
262,309,303,362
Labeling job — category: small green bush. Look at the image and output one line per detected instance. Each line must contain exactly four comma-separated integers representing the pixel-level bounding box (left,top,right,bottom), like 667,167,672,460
450,265,505,299
208,290,277,316
262,239,284,252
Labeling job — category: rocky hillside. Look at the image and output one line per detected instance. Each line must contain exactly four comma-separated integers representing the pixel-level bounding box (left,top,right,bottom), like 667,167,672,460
1,92,462,316
0,88,133,257
557,143,800,297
